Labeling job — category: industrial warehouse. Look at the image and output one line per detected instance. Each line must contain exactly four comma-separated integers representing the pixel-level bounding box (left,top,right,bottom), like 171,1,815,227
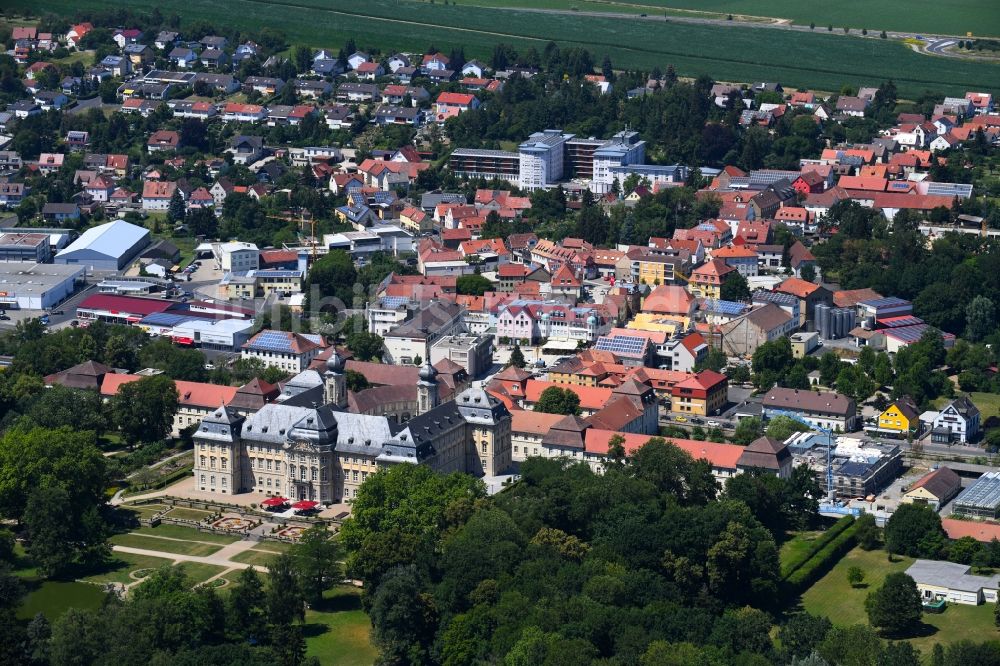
0,262,85,310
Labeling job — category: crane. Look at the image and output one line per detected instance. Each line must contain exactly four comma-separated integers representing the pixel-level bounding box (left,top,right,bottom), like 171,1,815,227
267,209,319,259
767,408,836,503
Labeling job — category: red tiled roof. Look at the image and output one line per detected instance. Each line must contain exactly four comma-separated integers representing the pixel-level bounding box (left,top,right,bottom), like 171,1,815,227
524,380,611,411
436,91,476,106
776,277,821,298
101,374,238,408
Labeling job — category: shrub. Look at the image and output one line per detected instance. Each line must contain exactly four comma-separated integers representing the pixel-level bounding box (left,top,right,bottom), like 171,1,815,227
782,516,855,578
785,520,861,592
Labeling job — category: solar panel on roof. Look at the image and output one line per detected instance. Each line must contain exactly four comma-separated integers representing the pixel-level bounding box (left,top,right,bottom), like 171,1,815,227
925,182,973,199
884,324,931,343
140,312,196,326
379,296,410,309
250,331,295,352
255,270,301,278
595,334,647,357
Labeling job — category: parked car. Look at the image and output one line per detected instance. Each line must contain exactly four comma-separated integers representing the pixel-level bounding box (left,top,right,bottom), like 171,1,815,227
707,420,721,427
674,415,687,423
0,313,9,320
50,309,64,315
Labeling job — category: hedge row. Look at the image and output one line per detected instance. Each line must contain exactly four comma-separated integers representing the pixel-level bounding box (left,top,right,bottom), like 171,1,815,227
781,516,856,579
784,520,860,593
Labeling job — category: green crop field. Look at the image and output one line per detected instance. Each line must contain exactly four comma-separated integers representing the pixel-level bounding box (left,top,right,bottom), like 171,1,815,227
471,0,1000,38
10,0,1000,96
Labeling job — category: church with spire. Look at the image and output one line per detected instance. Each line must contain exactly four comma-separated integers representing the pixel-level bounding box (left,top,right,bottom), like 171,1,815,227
191,350,512,504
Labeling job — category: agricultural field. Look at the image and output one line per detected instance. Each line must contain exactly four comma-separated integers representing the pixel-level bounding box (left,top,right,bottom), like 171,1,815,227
472,0,1000,38
11,0,1000,96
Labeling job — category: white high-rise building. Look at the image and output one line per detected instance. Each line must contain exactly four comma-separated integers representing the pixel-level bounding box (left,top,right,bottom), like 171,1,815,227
518,130,573,190
592,130,646,194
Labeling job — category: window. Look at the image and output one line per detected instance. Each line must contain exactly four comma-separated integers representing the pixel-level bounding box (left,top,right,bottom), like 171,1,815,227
266,459,272,471
221,458,227,470
312,468,318,481
290,465,296,477
222,477,227,488
353,471,359,481
300,467,306,481
210,457,216,469
267,478,272,487
210,475,215,486
200,474,206,484
200,455,206,467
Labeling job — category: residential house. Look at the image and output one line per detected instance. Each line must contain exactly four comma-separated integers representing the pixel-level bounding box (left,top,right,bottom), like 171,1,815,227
155,31,179,50
922,397,981,444
435,92,479,122
220,103,267,124
689,258,735,299
712,245,759,278
42,203,80,223
226,135,265,165
124,44,154,68
836,96,868,117
670,370,728,416
762,386,859,432
142,180,179,211
169,47,197,68
147,130,180,152
873,396,920,438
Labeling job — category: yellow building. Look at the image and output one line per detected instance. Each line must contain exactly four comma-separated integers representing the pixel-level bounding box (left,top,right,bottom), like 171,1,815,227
689,258,736,300
626,312,689,337
877,396,919,435
635,256,676,286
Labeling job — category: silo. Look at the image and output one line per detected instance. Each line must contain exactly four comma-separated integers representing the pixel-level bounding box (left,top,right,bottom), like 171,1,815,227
832,309,843,339
816,304,830,338
844,308,857,333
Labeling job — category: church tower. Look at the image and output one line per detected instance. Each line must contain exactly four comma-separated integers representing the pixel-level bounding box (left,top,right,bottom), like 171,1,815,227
417,361,440,414
323,350,347,409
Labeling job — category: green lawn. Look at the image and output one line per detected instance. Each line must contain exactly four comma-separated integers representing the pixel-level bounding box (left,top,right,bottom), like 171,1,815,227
9,0,1000,95
110,533,224,557
17,581,107,621
131,523,242,544
779,530,824,576
253,540,294,553
119,503,170,520
231,550,280,567
304,586,378,666
79,552,176,586
164,506,214,521
800,546,999,653
178,562,229,586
